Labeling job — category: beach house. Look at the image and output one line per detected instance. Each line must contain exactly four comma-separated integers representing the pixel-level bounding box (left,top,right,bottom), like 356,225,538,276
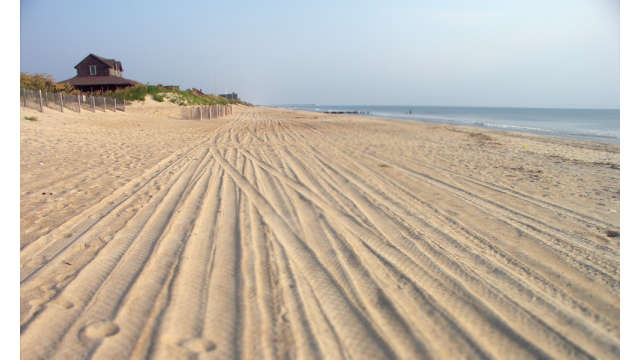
220,92,239,101
59,53,139,92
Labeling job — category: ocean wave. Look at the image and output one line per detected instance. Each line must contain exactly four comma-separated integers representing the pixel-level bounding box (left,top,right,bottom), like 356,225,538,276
367,112,619,143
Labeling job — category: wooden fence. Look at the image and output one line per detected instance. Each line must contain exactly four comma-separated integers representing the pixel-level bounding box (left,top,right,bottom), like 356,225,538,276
20,88,125,113
180,104,232,120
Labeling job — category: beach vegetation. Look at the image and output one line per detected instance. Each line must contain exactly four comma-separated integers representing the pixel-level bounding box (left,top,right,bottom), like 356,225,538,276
20,73,80,94
20,73,252,106
105,85,234,106
24,116,38,121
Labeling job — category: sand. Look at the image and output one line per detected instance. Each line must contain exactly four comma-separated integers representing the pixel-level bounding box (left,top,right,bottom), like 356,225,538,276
20,100,619,359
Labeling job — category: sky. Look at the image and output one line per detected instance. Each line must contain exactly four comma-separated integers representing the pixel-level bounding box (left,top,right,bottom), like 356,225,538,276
20,0,619,108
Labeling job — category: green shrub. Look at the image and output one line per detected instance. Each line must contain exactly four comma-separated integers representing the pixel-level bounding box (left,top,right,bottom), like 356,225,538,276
109,85,148,101
152,94,165,102
24,116,37,121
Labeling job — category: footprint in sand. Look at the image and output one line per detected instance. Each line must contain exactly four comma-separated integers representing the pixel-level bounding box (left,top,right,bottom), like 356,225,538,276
51,298,75,310
26,255,47,269
80,320,119,340
179,338,216,353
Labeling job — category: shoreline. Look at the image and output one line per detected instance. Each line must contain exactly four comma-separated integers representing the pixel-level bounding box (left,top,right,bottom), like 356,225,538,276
276,106,620,144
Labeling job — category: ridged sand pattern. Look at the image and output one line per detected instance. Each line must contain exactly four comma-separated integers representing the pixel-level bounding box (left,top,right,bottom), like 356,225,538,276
20,105,619,359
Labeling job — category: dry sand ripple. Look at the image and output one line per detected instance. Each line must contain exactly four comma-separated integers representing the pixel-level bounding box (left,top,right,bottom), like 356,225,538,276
20,104,619,359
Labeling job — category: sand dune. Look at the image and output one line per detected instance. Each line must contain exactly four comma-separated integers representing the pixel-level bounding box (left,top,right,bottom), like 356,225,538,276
20,103,619,359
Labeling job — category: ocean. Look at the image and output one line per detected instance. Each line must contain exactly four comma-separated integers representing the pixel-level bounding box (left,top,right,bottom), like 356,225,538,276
278,105,620,144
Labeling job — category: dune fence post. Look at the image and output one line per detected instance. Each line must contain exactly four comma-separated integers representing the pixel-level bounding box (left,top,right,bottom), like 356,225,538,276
113,98,117,112
91,96,95,112
59,93,64,112
38,90,43,112
44,91,48,107
76,94,80,112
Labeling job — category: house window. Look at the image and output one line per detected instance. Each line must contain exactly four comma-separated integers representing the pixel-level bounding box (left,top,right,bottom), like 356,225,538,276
89,65,96,75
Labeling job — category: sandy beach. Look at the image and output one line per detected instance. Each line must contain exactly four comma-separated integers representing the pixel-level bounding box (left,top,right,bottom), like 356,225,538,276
20,101,620,359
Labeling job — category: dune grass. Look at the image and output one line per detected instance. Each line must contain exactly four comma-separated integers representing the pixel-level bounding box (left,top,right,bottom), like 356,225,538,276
108,85,231,106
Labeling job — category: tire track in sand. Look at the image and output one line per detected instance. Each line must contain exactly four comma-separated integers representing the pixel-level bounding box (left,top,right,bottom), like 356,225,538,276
21,146,209,359
284,143,616,358
213,150,397,360
20,108,619,359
